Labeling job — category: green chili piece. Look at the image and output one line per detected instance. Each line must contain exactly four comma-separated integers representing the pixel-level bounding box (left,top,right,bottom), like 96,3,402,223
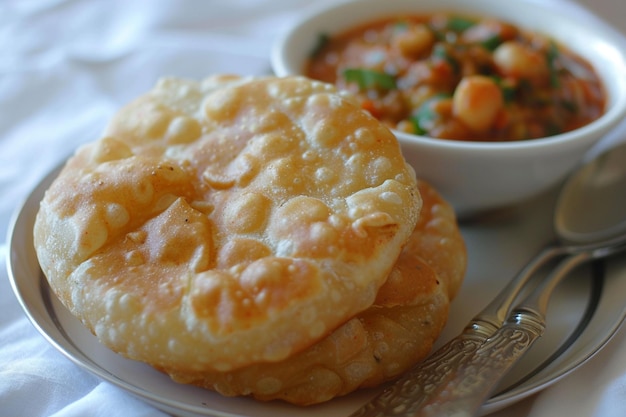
342,68,397,90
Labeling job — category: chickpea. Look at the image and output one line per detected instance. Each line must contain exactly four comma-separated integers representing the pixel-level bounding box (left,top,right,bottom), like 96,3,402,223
452,75,504,133
396,120,416,134
392,24,435,58
407,85,437,109
462,19,519,44
431,96,454,117
379,90,409,123
431,119,473,140
461,45,493,77
493,41,549,83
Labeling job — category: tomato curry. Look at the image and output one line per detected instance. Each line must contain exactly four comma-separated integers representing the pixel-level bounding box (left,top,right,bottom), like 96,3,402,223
305,14,606,141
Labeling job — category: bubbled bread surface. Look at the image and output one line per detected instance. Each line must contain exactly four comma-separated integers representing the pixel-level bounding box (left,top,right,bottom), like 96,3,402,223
33,75,421,373
165,180,466,405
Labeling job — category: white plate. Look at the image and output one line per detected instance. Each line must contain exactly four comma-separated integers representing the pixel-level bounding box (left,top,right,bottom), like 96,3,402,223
7,165,626,416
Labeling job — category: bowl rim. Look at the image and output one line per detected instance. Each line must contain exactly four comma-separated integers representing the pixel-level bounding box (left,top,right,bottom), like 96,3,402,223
271,0,626,151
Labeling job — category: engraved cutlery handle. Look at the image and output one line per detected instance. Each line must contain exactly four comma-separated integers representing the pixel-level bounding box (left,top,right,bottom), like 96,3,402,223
414,309,546,417
349,318,499,417
349,240,626,417
413,252,595,417
348,246,562,417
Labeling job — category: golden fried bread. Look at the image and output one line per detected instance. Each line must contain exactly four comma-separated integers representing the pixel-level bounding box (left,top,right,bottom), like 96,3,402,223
33,75,421,374
166,180,466,405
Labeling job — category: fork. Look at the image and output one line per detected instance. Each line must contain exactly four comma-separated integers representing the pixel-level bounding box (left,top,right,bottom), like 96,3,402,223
414,241,626,417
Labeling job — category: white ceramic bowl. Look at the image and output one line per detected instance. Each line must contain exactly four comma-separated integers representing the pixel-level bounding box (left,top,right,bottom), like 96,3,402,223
271,0,626,217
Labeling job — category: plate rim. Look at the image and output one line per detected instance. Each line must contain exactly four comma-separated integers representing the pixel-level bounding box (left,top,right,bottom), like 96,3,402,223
7,163,626,416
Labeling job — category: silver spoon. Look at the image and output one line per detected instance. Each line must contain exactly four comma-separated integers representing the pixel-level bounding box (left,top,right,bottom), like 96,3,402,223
349,140,626,417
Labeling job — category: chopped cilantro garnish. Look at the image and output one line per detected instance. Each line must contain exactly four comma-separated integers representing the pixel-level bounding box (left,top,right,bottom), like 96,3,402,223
310,33,330,58
392,21,409,33
432,44,460,74
545,122,562,136
342,68,397,90
447,16,476,32
480,34,502,51
430,25,446,41
492,76,516,102
501,85,516,103
560,99,578,113
546,42,560,88
409,94,451,134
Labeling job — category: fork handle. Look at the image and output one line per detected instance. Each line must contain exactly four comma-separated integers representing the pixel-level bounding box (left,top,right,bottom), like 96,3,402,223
414,310,546,417
348,246,560,417
413,252,592,417
349,322,497,417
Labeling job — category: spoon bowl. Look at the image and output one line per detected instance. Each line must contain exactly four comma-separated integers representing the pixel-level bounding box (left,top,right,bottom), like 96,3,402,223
556,142,626,245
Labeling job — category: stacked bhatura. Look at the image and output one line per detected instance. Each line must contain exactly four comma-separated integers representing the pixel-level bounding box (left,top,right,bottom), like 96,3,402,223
33,75,466,405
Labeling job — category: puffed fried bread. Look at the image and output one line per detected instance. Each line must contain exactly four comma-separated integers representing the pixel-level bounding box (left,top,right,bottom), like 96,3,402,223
33,75,422,375
167,180,466,405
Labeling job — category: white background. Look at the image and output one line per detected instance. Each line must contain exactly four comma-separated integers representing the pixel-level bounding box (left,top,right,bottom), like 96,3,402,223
1,1,625,416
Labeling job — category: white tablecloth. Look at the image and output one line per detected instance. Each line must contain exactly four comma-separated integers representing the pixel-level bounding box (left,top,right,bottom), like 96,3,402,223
1,1,625,416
